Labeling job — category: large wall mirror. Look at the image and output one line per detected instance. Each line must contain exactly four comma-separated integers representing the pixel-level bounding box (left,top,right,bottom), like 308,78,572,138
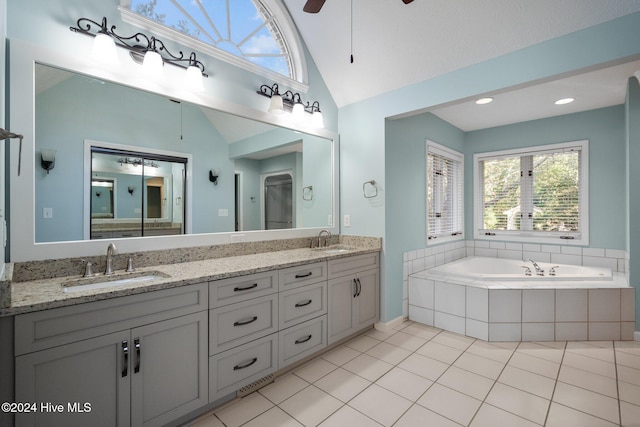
10,40,338,261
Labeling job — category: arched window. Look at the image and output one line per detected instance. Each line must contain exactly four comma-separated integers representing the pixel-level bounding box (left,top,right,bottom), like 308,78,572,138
119,0,308,90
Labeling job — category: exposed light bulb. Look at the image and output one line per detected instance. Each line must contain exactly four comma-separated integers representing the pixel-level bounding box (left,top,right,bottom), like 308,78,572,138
183,65,204,92
91,33,118,65
142,50,163,79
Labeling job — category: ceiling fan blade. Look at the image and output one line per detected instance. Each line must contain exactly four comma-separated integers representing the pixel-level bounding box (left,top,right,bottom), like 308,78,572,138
303,0,326,13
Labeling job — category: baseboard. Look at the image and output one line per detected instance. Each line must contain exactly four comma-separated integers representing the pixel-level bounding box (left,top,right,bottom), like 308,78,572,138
374,316,407,332
634,330,640,342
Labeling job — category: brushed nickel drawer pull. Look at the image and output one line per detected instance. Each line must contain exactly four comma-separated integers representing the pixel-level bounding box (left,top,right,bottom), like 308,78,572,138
234,283,258,292
295,334,313,345
121,340,129,378
294,272,313,278
295,299,313,308
134,337,141,374
234,316,258,327
233,357,258,371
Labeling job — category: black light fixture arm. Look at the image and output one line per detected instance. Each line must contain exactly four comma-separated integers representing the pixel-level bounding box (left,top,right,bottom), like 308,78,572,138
70,16,207,76
256,83,319,114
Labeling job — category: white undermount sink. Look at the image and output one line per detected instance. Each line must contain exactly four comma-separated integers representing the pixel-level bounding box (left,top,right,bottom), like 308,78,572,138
62,271,170,294
312,245,354,254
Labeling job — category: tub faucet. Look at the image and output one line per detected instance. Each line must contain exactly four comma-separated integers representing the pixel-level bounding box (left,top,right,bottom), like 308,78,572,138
105,243,118,275
318,229,332,247
525,258,544,276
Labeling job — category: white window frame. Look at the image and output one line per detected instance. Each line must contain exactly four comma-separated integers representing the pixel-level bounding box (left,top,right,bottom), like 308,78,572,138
119,0,309,92
426,140,464,245
473,140,589,246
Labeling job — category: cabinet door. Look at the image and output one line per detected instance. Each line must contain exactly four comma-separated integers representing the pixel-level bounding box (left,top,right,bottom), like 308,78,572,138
327,276,356,344
15,331,131,427
130,311,208,427
353,269,380,330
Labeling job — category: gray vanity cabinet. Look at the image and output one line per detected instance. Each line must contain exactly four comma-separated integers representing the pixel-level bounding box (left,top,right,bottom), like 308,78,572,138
14,284,209,427
327,253,380,344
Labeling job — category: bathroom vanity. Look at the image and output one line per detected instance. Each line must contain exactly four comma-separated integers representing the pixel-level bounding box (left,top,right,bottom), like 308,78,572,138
3,238,380,427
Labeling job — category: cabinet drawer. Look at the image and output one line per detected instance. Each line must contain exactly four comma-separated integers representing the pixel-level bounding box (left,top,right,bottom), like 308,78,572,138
15,283,208,356
279,261,327,291
328,253,379,279
209,271,278,308
279,316,327,368
209,294,278,355
279,282,327,329
209,334,277,401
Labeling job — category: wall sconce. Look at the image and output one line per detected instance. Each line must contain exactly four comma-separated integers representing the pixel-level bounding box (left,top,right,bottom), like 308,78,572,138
95,191,102,197
209,169,219,185
128,186,135,195
40,149,56,174
70,17,208,89
257,83,324,128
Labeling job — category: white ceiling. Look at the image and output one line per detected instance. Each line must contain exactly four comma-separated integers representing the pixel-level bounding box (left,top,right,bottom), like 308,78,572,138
283,0,640,130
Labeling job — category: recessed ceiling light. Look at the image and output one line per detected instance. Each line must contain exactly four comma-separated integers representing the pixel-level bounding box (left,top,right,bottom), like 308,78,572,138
475,97,493,105
555,97,575,105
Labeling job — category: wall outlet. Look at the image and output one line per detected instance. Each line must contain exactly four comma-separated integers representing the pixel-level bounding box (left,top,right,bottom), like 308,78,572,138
218,208,229,217
43,208,53,219
344,214,351,227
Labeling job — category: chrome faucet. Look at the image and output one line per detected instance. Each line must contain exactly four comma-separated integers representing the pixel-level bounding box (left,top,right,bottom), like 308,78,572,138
105,243,118,275
525,258,544,276
318,229,332,247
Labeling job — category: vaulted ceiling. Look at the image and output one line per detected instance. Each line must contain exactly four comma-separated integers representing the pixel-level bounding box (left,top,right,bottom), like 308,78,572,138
282,0,640,129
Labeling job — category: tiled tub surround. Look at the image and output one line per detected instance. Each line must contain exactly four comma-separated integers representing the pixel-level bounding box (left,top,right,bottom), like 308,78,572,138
408,256,634,342
0,235,381,315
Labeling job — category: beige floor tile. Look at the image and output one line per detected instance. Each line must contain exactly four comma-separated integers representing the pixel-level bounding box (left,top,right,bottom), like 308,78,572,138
620,401,640,427
437,366,495,400
279,385,343,427
394,404,463,427
314,367,371,402
561,351,617,379
348,384,412,426
466,340,515,363
375,367,433,401
508,351,560,379
515,341,565,363
469,403,540,427
453,352,506,380
258,373,309,405
342,353,394,382
552,381,620,424
241,406,303,427
615,340,640,356
498,365,556,399
417,383,482,426
187,414,226,427
214,393,274,427
400,323,442,340
321,345,361,366
294,357,338,383
619,380,640,406
383,331,427,351
366,341,412,365
566,341,615,363
546,402,619,427
487,341,520,350
392,320,414,331
416,340,464,364
485,382,549,425
364,327,397,341
318,405,383,427
431,331,475,350
345,335,381,352
618,364,640,386
557,365,618,398
616,349,640,370
398,352,450,381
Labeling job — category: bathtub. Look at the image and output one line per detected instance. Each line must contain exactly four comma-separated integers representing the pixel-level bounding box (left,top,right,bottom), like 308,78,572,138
408,256,634,341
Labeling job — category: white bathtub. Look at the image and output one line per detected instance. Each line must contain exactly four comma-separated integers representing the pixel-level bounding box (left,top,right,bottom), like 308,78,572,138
426,256,614,283
408,256,634,341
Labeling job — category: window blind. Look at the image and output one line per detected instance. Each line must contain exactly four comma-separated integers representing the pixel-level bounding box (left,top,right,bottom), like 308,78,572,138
427,143,463,242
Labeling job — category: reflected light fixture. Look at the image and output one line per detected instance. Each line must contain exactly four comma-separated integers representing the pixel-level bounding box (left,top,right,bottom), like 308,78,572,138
475,97,493,105
70,17,208,89
555,97,575,105
257,83,324,127
40,149,56,174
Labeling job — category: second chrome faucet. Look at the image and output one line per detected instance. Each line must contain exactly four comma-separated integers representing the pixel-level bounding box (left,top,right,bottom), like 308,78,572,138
105,243,118,275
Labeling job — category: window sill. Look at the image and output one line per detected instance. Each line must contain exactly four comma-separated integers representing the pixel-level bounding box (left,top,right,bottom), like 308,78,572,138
474,231,588,246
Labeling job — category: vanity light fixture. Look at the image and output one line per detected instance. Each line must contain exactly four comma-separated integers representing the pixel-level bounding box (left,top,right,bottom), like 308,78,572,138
209,169,220,185
257,83,324,127
40,149,56,174
70,17,208,86
475,97,494,105
128,186,135,195
554,97,575,105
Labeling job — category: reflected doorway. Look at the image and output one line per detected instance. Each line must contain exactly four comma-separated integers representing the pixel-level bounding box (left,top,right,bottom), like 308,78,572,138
263,172,293,230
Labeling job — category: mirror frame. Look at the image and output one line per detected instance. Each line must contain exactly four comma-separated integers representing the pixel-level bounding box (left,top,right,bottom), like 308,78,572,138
9,39,339,262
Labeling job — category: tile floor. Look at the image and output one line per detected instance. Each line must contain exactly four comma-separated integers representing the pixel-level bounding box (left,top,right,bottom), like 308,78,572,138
189,321,640,426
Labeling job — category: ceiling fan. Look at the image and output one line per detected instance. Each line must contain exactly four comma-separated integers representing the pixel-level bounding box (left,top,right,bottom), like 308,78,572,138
303,0,414,14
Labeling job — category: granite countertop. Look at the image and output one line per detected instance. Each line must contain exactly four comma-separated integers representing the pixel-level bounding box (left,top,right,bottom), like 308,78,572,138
1,243,380,317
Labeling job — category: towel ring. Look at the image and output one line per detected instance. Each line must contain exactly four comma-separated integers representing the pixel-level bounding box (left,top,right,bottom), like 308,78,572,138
363,180,378,198
303,185,313,201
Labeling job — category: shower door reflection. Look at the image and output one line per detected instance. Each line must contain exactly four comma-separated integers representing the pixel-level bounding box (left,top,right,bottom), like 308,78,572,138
263,173,293,230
